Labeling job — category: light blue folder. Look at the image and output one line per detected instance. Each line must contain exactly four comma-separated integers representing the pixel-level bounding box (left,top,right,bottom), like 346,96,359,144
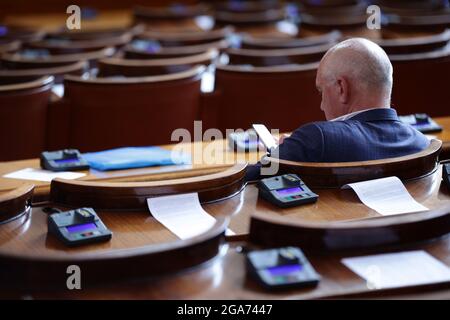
83,147,191,171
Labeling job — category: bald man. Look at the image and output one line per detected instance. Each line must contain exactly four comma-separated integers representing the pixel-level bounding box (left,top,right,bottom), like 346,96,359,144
246,38,429,181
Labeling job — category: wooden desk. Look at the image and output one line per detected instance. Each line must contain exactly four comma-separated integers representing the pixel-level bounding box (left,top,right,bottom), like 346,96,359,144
0,116,449,199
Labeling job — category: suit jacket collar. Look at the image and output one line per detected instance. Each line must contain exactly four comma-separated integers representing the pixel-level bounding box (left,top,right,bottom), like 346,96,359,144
349,108,399,122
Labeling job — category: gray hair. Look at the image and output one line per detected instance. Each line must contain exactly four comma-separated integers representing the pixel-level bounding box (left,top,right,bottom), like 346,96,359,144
321,38,393,103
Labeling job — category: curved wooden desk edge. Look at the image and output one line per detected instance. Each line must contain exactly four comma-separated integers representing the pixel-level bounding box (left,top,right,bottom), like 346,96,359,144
0,217,228,289
249,204,450,252
50,163,248,210
263,139,442,188
0,184,34,224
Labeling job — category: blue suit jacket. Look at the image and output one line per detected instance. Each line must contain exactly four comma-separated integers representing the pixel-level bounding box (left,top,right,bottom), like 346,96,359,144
246,108,430,181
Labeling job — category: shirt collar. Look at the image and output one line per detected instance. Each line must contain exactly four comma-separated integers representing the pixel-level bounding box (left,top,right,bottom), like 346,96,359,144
331,108,398,122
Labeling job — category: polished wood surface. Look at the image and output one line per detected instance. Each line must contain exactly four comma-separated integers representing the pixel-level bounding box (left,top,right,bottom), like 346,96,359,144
0,184,33,224
264,139,442,188
1,166,450,296
0,205,227,289
50,163,247,210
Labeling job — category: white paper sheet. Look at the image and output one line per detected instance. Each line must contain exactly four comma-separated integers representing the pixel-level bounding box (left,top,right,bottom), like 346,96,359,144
342,251,450,290
3,167,86,182
147,193,234,240
342,176,428,215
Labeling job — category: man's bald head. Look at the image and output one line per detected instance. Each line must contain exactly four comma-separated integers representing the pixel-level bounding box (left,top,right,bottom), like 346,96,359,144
316,38,393,120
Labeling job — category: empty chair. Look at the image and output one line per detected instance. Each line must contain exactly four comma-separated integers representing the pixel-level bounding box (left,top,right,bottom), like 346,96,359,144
0,60,87,84
133,4,210,32
1,47,115,68
239,30,341,49
44,25,143,41
24,32,132,55
0,25,44,43
97,49,218,77
297,1,375,38
135,27,232,47
376,29,450,54
123,40,228,59
0,40,21,54
225,43,333,66
213,0,282,13
389,44,450,117
0,76,53,161
207,63,323,133
61,66,205,152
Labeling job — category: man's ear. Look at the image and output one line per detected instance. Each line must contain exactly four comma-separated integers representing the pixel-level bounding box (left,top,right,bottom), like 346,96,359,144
336,76,350,104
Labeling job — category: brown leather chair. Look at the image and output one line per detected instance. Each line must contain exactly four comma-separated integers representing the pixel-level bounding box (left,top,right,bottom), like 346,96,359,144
390,44,450,117
123,39,229,59
0,40,21,54
206,63,323,133
225,43,333,66
0,60,88,84
133,4,209,32
240,30,341,50
24,33,132,55
136,27,233,47
0,76,53,161
1,47,115,68
61,66,205,152
97,49,218,77
376,29,450,54
263,139,442,188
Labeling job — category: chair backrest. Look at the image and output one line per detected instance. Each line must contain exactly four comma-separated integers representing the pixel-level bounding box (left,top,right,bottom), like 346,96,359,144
133,4,209,31
240,30,341,50
264,139,442,188
0,76,53,160
50,163,247,209
0,184,34,224
211,63,323,133
0,60,88,84
123,40,229,59
24,33,132,55
136,27,233,47
384,10,450,33
0,40,21,54
63,66,205,152
390,44,450,117
376,29,450,54
97,49,218,77
214,9,285,27
1,47,115,68
225,43,333,66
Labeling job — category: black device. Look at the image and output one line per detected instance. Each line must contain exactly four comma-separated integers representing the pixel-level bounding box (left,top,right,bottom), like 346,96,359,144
48,208,112,246
40,149,90,172
443,162,450,191
399,113,442,133
258,174,318,208
246,247,321,290
228,129,260,152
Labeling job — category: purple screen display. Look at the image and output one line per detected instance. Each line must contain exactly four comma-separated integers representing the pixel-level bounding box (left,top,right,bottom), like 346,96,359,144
54,158,79,164
267,264,302,276
66,223,97,233
275,187,303,196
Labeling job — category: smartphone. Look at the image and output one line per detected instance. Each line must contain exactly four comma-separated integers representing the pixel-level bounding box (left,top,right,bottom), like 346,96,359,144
252,124,278,150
